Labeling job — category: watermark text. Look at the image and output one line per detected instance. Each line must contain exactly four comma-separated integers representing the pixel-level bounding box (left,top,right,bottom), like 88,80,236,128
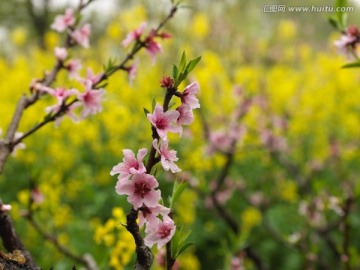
261,5,355,13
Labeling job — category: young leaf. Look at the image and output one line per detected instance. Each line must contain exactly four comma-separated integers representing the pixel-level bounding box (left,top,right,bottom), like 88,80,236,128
170,181,188,209
152,98,156,111
342,61,360,68
186,56,202,73
176,242,195,258
179,229,192,245
171,229,180,258
179,51,187,73
143,107,150,116
172,64,178,80
328,17,339,30
336,0,348,29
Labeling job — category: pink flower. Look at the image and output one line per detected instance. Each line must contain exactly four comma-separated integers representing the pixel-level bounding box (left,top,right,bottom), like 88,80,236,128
54,47,68,61
334,34,357,58
122,22,147,47
177,104,194,127
334,26,360,59
43,87,78,114
77,83,105,118
153,139,181,173
51,8,75,32
147,104,181,140
0,203,11,212
67,59,82,79
71,24,91,48
53,102,80,127
181,82,200,109
115,173,161,209
144,215,176,248
31,188,45,205
110,148,147,180
207,130,233,154
138,204,170,227
127,60,139,84
44,87,78,104
145,38,162,64
79,68,103,87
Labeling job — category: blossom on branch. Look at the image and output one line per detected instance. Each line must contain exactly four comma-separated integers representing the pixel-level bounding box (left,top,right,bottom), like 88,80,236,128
138,204,171,227
66,59,82,79
110,148,147,180
53,102,80,127
127,60,138,84
181,82,200,109
44,87,78,105
80,68,104,87
145,37,162,64
43,87,78,117
147,104,181,140
77,82,105,118
71,24,91,48
115,173,161,210
54,47,68,62
153,139,181,173
144,215,176,248
51,8,75,32
176,104,194,127
122,22,147,47
0,203,11,212
334,25,360,59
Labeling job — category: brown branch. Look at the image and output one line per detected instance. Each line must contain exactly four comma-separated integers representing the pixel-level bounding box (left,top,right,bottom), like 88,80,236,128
210,149,239,234
166,240,175,270
0,207,39,269
126,208,153,270
341,196,354,270
100,5,178,81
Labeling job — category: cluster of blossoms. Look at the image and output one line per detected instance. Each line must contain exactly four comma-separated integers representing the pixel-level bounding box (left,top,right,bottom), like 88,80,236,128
30,8,105,126
110,81,200,248
122,22,171,64
51,8,91,48
206,86,250,155
334,25,360,59
298,194,344,228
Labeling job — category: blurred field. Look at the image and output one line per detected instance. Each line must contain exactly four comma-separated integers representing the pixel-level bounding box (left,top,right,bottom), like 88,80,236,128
1,0,360,269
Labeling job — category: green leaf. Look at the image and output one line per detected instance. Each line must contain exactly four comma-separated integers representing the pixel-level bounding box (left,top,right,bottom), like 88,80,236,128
336,0,348,29
103,58,117,73
179,229,191,245
342,61,360,68
328,17,339,30
152,98,156,111
171,229,180,258
176,242,194,258
170,181,188,209
172,64,178,80
179,51,187,73
186,56,202,73
143,107,150,116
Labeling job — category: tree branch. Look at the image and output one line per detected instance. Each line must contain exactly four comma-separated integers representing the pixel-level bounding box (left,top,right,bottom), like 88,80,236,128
0,207,39,269
126,208,153,270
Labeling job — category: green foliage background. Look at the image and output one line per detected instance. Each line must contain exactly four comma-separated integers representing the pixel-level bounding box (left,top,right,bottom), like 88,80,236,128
1,0,360,269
